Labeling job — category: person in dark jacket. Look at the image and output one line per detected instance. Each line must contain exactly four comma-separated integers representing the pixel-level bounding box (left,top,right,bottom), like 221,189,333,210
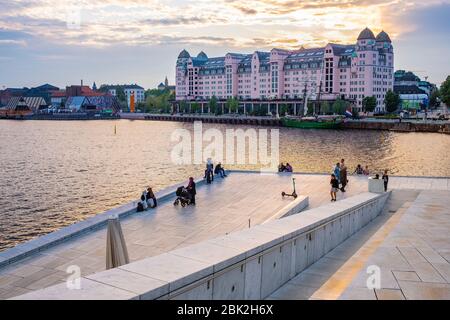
187,177,196,205
340,158,348,192
204,158,214,183
214,162,227,178
330,174,339,202
382,170,389,192
146,187,157,208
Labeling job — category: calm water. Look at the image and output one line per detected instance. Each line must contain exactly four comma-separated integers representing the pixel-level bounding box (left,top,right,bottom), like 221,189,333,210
0,120,449,251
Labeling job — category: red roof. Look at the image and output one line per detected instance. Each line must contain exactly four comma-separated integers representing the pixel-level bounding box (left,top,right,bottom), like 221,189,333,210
51,91,66,98
80,86,103,97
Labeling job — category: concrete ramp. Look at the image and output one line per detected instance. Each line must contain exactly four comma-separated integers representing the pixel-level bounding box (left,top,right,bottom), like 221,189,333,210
12,192,389,300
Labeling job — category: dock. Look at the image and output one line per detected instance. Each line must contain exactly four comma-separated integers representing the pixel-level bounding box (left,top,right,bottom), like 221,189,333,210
1,172,449,300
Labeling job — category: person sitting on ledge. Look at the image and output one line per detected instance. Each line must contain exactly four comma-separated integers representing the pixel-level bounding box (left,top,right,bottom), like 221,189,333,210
214,162,227,178
137,192,148,212
374,174,380,179
285,163,293,173
146,187,157,208
278,163,286,172
353,164,364,175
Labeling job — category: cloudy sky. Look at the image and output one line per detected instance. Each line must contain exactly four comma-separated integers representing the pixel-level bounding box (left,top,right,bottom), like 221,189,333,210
0,0,449,89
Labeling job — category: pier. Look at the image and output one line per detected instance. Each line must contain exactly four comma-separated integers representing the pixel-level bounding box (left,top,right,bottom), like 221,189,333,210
119,113,450,134
1,172,449,300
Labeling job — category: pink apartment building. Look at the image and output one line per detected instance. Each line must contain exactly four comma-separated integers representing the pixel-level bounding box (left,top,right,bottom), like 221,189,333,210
176,28,394,113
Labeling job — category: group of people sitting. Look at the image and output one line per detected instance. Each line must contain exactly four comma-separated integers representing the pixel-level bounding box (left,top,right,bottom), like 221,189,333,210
137,159,227,211
204,158,227,184
278,163,293,173
353,164,371,176
137,187,158,212
174,177,197,206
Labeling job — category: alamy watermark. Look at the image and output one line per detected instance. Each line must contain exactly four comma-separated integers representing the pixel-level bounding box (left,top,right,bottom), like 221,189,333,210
366,265,381,290
65,7,82,30
66,265,81,290
170,121,280,172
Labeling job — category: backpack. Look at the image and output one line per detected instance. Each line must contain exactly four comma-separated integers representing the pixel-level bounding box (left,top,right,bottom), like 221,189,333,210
137,202,144,212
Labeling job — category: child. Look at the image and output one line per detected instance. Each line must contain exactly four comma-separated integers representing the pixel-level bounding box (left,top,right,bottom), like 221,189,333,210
382,170,389,192
330,174,339,202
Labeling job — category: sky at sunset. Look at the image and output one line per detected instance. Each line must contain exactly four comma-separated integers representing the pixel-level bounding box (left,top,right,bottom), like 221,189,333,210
0,0,449,89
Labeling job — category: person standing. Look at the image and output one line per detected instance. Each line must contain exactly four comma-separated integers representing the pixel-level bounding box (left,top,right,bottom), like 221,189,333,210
333,162,341,185
382,170,389,192
187,177,196,205
205,158,214,184
330,174,339,202
340,159,348,192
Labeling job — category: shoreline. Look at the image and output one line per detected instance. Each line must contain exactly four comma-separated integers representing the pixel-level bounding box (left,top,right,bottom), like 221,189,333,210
3,113,448,134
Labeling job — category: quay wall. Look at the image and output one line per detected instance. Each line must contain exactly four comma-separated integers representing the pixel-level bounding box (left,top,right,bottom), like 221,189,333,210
343,120,450,134
13,191,390,300
120,113,450,133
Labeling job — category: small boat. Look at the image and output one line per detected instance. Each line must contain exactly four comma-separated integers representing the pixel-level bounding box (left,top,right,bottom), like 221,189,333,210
282,116,343,129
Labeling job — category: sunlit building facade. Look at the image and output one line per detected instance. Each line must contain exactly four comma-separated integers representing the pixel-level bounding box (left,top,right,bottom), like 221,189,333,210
175,28,394,112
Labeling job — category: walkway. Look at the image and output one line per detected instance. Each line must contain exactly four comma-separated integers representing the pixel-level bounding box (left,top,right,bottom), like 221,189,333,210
0,173,449,299
268,188,450,300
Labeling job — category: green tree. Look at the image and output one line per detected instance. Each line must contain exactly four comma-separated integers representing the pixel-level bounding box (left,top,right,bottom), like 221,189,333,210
191,102,200,113
136,102,146,112
384,90,401,113
279,104,288,116
178,100,187,113
362,96,377,113
440,75,450,107
116,87,126,104
226,97,239,113
144,90,172,113
209,96,219,115
320,101,331,115
306,102,314,115
429,89,440,109
332,97,347,115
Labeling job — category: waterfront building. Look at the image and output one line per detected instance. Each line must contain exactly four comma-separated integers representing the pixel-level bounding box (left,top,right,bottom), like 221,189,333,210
0,84,59,107
0,96,47,116
0,88,28,107
50,90,67,108
66,83,100,97
65,95,120,113
394,85,428,110
158,76,176,93
100,84,145,108
394,70,437,109
175,28,394,113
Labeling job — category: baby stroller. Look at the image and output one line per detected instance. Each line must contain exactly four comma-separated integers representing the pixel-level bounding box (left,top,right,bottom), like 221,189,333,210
173,186,192,207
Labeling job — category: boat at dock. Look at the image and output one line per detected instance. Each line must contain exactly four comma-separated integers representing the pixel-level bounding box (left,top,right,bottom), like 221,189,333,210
282,116,344,129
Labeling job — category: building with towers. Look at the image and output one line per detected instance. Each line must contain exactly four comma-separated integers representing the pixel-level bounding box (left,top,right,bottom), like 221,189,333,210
175,28,394,113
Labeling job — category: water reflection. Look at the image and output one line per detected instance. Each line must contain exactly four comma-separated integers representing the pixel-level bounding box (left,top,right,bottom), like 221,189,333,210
0,120,449,250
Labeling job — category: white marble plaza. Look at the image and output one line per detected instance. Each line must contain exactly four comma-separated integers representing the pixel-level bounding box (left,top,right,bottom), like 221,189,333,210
1,172,449,300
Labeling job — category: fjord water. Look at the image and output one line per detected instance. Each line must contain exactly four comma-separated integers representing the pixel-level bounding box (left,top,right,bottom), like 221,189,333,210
0,120,449,250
